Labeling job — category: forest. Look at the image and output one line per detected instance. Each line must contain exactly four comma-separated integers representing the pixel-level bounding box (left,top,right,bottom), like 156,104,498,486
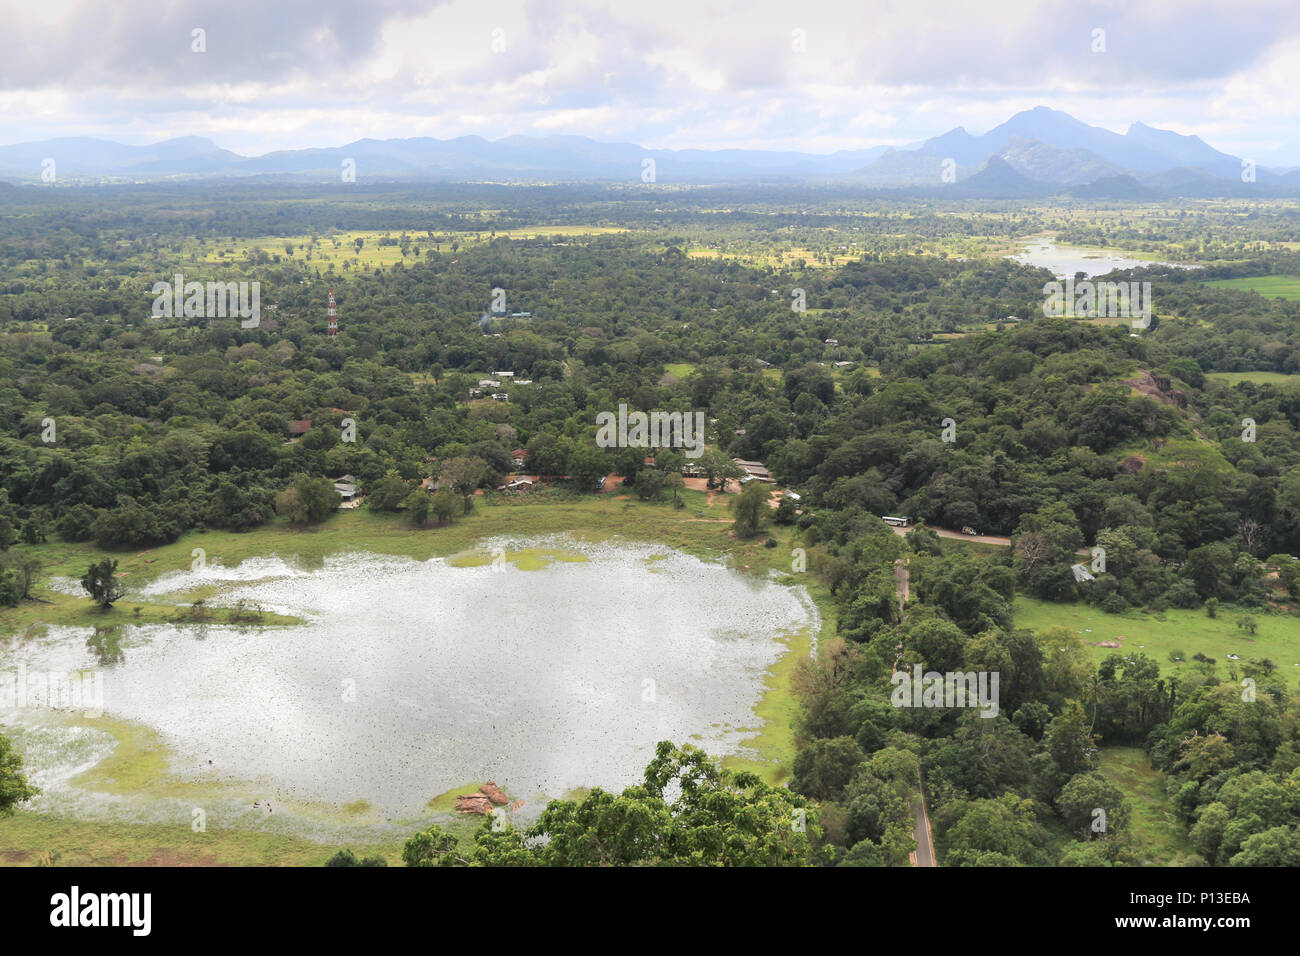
1,184,1298,866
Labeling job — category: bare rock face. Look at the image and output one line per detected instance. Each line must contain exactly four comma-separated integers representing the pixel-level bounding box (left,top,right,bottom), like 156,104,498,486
454,782,510,814
455,793,495,815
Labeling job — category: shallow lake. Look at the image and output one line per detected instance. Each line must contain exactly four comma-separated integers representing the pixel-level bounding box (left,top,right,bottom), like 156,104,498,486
0,537,818,829
1011,237,1200,278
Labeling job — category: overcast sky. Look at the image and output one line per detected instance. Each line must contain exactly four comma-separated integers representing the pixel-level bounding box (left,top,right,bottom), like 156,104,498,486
2,0,1298,163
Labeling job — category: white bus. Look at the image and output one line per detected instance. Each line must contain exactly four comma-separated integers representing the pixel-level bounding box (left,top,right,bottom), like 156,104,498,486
881,515,912,527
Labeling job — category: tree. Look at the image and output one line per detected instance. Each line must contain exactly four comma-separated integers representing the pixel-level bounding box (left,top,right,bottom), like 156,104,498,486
790,736,865,802
634,467,665,501
1230,826,1300,867
1276,560,1300,600
0,734,38,815
325,849,388,867
81,558,126,609
401,742,826,867
2,552,42,600
440,457,489,513
939,793,1048,866
430,490,457,525
731,480,770,537
1056,771,1129,838
566,443,609,490
402,824,464,867
662,471,685,507
696,448,743,489
404,489,431,526
1044,701,1098,780
276,475,338,524
775,496,798,525
367,474,410,512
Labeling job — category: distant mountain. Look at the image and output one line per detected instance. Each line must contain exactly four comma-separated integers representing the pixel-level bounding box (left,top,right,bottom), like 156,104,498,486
847,147,961,186
1069,174,1159,200
994,136,1124,186
947,157,1052,199
0,136,242,179
0,107,1296,197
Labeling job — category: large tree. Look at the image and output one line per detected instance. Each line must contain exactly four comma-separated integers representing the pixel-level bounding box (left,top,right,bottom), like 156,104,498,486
402,742,826,867
81,558,126,609
0,734,38,816
730,479,770,537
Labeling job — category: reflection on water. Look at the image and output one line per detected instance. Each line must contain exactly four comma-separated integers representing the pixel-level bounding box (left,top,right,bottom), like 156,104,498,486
1,537,817,824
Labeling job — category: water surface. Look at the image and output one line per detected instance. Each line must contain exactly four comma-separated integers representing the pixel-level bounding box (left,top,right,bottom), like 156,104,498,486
1,537,816,827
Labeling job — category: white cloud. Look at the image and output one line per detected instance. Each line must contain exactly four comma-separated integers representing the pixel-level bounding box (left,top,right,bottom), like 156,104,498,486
0,0,1296,160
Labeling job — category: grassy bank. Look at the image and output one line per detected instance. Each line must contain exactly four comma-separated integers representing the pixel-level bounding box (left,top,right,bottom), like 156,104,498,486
1098,746,1196,865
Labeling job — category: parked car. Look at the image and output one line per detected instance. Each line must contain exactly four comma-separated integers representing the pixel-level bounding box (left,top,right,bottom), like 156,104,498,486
960,526,978,536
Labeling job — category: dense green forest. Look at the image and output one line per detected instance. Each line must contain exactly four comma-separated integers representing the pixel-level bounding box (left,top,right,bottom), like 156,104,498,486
1,185,1298,865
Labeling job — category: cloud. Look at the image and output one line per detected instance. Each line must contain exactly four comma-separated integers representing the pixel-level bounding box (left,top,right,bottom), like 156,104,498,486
0,0,1297,159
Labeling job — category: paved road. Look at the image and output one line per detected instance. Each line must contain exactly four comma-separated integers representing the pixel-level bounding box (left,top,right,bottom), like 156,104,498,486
911,784,936,868
890,556,935,867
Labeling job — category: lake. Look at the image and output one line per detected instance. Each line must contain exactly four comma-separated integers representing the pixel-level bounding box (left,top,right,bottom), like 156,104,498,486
0,537,818,831
1011,237,1200,278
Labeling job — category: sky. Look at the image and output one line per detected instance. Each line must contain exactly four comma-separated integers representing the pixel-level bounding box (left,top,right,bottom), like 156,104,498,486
1,0,1299,164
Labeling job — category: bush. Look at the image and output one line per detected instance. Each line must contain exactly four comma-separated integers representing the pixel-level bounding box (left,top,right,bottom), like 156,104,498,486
1100,593,1128,614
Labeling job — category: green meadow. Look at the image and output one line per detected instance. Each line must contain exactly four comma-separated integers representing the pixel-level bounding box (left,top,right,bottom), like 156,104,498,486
1098,747,1197,865
1014,595,1300,688
1206,370,1300,386
1204,275,1300,300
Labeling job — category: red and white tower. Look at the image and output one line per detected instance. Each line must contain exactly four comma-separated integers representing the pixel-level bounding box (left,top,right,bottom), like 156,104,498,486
327,289,338,336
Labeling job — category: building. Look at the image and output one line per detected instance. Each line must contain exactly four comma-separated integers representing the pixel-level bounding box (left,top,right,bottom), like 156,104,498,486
733,459,774,483
287,419,312,437
510,449,528,469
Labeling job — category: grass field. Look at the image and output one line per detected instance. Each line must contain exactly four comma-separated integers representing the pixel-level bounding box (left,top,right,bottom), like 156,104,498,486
1,488,832,865
1204,275,1300,300
166,226,631,275
1206,370,1300,386
1014,596,1300,688
1098,746,1196,865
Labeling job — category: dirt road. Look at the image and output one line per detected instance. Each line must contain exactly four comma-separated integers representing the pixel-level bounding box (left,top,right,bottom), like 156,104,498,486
890,524,1011,547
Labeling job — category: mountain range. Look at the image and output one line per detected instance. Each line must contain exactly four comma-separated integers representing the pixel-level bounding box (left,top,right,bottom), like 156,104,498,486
2,107,1297,197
